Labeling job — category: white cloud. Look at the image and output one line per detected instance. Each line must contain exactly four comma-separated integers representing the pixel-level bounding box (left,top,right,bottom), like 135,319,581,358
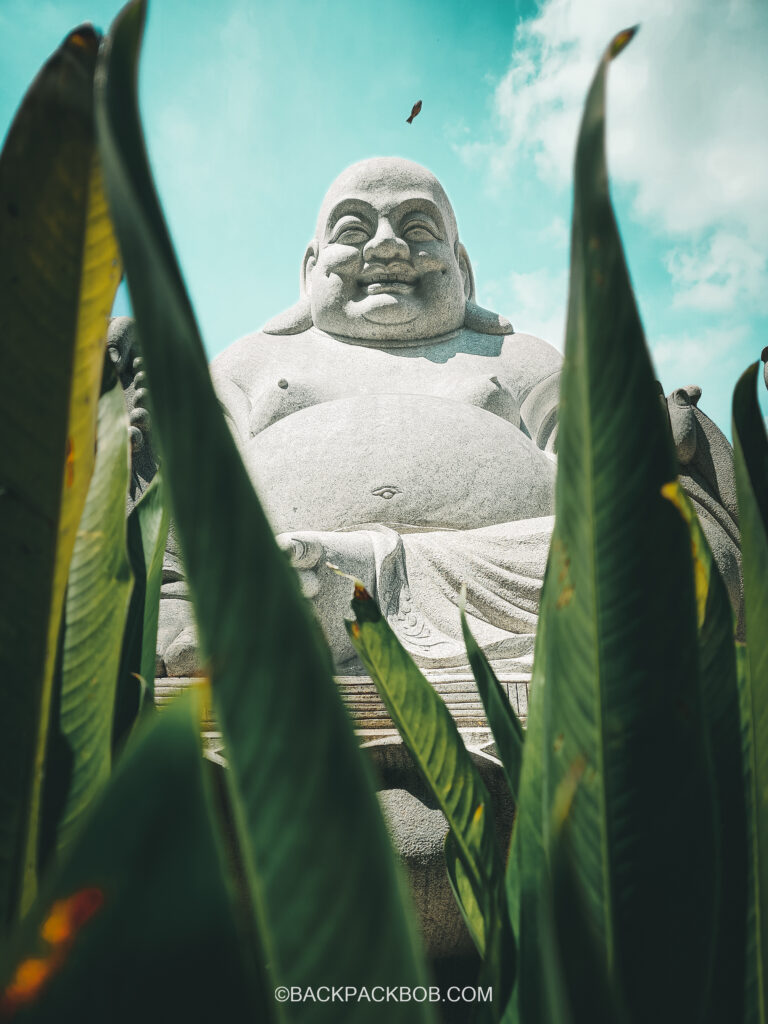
461,0,768,319
651,324,750,390
539,215,569,248
482,268,569,350
665,231,768,314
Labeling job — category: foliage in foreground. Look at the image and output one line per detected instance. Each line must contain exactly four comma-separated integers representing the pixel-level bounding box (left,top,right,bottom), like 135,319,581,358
0,4,766,1024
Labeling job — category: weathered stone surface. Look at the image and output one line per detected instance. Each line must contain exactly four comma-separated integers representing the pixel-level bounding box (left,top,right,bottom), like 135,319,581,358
130,155,743,961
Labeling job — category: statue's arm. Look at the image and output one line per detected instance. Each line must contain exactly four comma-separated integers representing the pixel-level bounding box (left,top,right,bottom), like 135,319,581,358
501,333,562,453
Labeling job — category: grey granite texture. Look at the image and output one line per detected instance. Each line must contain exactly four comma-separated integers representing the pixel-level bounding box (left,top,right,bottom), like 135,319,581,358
122,157,744,959
151,156,742,681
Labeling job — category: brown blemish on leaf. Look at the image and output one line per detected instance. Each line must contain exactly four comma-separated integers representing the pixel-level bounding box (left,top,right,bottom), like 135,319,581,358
65,437,74,488
41,888,103,945
553,733,565,753
350,622,361,639
556,584,575,609
1,888,103,1017
353,582,372,602
610,26,638,60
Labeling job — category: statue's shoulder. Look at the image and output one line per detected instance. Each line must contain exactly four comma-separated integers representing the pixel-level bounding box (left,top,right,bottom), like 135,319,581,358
497,331,562,399
210,328,306,393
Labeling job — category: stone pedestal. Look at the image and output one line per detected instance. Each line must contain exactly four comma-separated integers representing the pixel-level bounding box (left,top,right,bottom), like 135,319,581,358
155,673,527,958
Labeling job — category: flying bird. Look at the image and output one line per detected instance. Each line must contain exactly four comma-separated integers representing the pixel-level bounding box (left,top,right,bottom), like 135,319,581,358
406,100,422,124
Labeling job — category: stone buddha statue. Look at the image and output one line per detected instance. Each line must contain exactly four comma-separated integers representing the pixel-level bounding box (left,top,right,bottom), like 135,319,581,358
121,155,741,957
153,155,743,692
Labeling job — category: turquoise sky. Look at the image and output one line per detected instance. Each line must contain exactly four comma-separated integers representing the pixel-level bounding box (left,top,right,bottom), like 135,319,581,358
2,0,766,435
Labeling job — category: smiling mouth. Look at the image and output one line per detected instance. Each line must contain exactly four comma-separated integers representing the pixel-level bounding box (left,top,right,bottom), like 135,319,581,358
358,265,418,295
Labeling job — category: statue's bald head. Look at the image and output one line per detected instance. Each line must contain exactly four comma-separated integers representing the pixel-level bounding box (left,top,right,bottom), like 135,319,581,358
262,157,512,340
315,157,460,249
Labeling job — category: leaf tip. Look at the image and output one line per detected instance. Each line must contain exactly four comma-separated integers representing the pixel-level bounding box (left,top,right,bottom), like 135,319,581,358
609,25,639,60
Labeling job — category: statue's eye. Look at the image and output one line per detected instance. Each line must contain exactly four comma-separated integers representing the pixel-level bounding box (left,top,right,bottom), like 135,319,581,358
403,224,436,242
335,227,368,245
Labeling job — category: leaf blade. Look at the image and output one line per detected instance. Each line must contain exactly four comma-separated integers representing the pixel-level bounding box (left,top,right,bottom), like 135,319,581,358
0,25,122,922
95,4,433,1017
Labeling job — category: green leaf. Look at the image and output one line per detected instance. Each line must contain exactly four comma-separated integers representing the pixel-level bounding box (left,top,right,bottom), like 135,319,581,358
536,767,629,1024
505,565,549,1024
95,3,432,1018
733,363,768,1024
660,480,747,1024
0,694,273,1022
445,831,485,954
114,471,169,750
347,591,513,1010
460,595,524,802
530,27,718,1022
0,25,122,923
39,375,133,870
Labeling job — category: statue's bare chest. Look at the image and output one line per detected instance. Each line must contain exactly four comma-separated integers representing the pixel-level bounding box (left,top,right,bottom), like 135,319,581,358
244,335,522,437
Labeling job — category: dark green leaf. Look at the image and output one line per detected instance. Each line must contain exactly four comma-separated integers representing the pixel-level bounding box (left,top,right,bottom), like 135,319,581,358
114,471,168,750
95,4,432,1018
460,598,524,802
0,25,121,923
347,592,513,1011
39,376,133,869
733,364,768,1024
537,768,629,1024
659,481,747,1024
531,27,718,1023
0,694,272,1022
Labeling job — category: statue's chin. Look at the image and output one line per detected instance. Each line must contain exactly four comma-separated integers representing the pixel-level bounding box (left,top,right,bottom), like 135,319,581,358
356,294,419,326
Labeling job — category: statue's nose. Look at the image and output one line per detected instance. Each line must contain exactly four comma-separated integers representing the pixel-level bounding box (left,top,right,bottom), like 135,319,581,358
363,221,409,262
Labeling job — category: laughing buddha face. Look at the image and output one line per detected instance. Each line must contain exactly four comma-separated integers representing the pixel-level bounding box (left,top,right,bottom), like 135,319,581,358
301,157,475,344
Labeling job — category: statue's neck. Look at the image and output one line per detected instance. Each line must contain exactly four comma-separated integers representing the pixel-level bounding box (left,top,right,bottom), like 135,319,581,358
307,325,464,350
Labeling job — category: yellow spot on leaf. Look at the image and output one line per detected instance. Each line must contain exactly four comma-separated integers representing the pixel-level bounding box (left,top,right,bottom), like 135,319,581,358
556,584,575,609
661,480,709,628
553,733,565,753
472,804,484,827
350,622,361,639
552,757,587,829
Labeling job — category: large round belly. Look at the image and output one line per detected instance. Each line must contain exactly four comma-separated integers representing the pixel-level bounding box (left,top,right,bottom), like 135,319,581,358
242,395,556,534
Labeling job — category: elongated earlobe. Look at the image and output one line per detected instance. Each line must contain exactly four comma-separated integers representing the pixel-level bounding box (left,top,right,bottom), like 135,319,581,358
456,242,476,303
463,300,514,336
301,240,318,297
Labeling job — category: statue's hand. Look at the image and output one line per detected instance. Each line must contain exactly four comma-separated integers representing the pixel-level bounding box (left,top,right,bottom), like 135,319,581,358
276,530,376,669
665,385,702,466
155,596,201,678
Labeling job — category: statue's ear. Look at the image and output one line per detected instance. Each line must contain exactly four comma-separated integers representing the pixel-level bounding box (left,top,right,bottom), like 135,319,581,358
456,242,476,303
301,240,319,297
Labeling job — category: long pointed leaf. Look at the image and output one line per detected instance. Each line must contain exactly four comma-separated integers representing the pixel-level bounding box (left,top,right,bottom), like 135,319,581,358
460,600,524,802
505,559,550,1024
347,590,514,1011
660,481,747,1024
39,375,133,868
534,27,717,1022
114,470,169,750
733,363,768,1024
95,3,432,1017
0,26,121,922
0,694,272,1022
